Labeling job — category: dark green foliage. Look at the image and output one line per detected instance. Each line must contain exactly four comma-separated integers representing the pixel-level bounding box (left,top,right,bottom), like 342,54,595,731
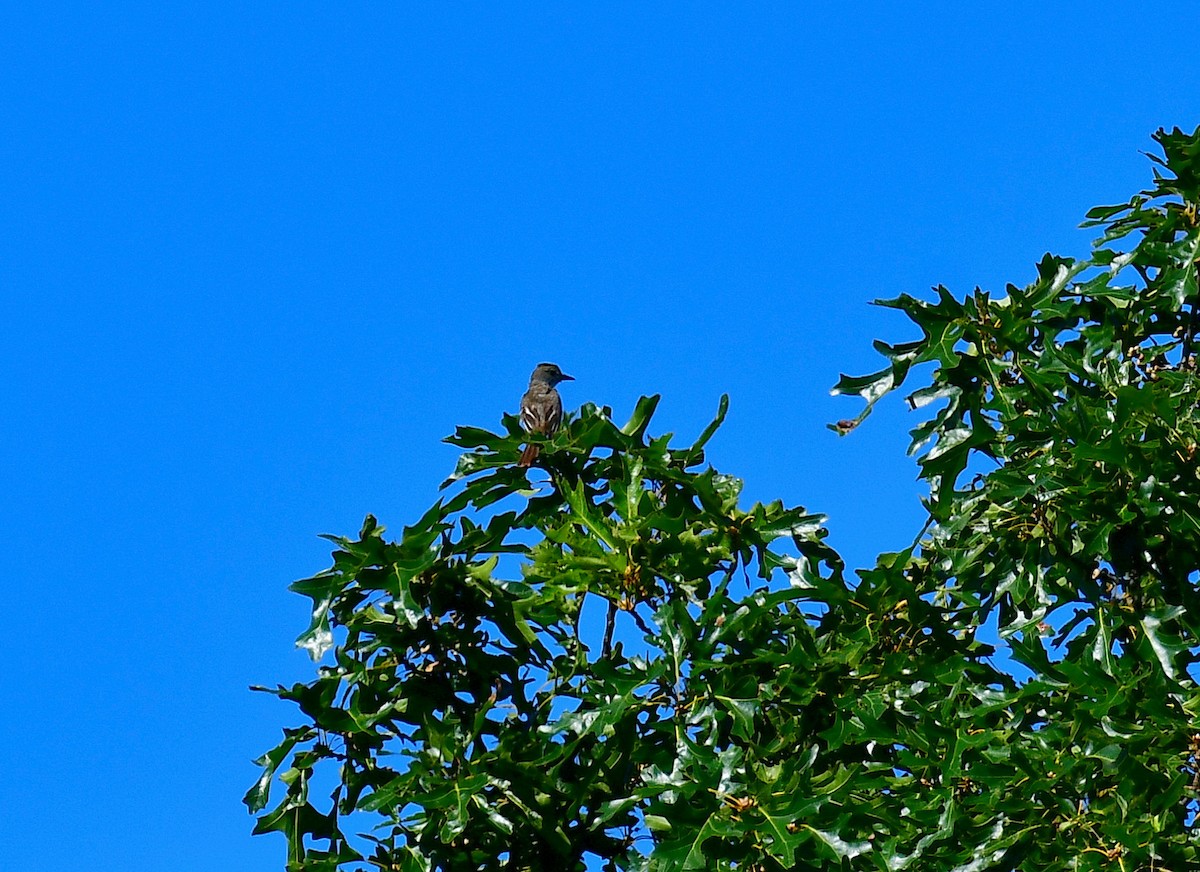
251,127,1200,870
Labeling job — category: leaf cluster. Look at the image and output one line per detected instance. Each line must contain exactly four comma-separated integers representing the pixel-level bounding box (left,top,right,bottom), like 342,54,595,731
832,125,1200,869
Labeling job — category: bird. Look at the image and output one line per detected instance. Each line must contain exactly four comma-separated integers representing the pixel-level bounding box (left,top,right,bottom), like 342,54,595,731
518,362,574,467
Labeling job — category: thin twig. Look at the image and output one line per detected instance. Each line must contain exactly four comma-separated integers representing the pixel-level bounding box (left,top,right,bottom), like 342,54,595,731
630,606,655,640
601,599,617,658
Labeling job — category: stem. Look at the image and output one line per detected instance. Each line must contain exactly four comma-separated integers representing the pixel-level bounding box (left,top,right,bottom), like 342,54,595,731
601,599,616,658
630,607,654,640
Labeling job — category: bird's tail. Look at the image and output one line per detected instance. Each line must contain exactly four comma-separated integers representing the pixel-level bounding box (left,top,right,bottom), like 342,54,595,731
518,444,540,468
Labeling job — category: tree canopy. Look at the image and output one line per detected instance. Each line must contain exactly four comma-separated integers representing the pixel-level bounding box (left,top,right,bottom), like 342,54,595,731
248,126,1200,871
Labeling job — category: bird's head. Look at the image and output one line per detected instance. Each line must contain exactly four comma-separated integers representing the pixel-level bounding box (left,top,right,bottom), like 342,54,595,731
530,362,574,386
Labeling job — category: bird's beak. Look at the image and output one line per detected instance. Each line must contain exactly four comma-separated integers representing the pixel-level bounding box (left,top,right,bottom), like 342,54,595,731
561,373,575,381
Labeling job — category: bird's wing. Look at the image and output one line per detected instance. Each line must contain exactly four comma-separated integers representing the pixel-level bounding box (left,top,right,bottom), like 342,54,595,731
521,389,563,435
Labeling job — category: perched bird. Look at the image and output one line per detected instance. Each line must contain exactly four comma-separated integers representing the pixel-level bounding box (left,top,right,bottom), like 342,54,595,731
518,362,573,467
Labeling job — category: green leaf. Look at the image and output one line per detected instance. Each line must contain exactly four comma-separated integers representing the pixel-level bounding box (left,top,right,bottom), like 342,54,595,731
683,393,729,463
243,727,314,813
560,479,621,552
622,393,662,441
802,824,871,861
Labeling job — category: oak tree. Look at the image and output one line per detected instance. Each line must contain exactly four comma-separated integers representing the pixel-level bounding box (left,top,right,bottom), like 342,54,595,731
249,127,1200,871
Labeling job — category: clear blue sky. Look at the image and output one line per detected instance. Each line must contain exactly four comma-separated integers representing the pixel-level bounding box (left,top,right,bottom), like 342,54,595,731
3,4,1198,869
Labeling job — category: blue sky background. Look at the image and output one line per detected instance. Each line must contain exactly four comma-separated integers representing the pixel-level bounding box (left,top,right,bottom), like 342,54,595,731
3,4,1199,869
